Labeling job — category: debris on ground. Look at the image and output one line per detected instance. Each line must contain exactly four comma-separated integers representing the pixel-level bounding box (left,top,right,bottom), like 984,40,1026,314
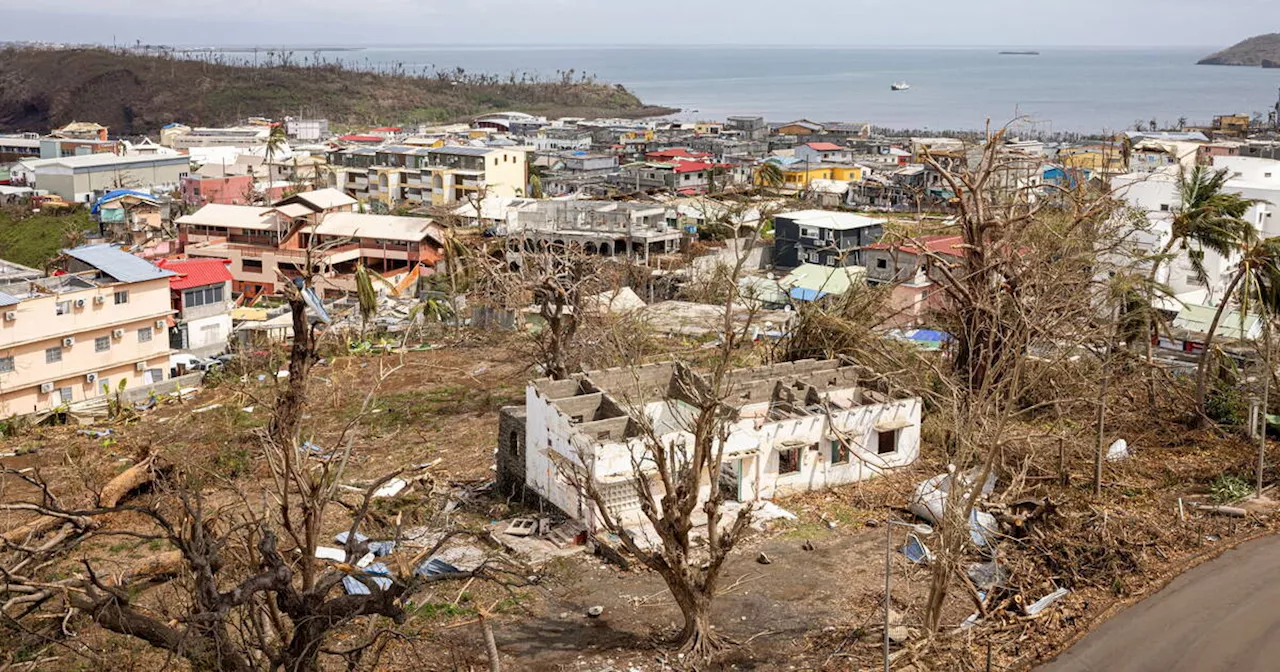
1106,438,1130,461
586,606,605,618
1024,587,1070,617
372,477,408,498
756,552,772,565
902,533,933,564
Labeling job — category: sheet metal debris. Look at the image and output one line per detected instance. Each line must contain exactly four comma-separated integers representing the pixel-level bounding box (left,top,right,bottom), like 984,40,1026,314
342,563,392,595
1024,587,1070,616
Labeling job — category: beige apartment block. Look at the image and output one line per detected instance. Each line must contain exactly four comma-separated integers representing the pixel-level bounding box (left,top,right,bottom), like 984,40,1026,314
0,245,174,416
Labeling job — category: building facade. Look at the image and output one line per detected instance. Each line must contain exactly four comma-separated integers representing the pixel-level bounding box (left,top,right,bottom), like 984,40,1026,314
0,245,174,416
496,360,922,534
773,209,886,268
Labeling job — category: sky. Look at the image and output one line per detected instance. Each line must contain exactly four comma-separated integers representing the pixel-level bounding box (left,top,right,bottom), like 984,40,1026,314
2,1,1273,48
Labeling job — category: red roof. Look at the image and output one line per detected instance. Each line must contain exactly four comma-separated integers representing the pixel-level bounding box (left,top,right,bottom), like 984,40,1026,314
369,127,402,132
866,235,967,258
673,161,715,174
805,142,845,151
646,148,711,160
338,134,383,142
157,258,234,290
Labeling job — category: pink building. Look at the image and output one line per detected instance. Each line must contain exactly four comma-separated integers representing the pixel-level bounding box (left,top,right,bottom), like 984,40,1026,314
182,175,288,206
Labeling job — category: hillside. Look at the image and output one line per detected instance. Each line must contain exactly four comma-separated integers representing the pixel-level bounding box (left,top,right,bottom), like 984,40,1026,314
0,47,675,135
1198,33,1280,66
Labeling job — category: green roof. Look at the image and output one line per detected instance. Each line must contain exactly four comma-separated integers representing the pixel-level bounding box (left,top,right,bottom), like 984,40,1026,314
780,263,867,301
1172,302,1262,341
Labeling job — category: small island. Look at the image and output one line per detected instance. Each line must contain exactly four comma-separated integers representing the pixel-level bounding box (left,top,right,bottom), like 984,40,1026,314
1198,32,1280,67
998,51,1040,56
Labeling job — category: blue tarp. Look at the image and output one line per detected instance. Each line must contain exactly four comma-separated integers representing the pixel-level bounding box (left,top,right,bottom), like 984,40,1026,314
789,287,828,302
90,189,157,214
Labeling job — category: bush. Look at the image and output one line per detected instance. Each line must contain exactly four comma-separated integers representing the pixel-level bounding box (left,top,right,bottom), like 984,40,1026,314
1210,473,1253,503
1206,378,1247,428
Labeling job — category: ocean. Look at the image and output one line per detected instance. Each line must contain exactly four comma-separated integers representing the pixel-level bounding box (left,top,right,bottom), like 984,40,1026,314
245,45,1280,134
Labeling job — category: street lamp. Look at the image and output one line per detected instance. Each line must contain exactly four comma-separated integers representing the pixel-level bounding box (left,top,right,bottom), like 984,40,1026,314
884,518,932,672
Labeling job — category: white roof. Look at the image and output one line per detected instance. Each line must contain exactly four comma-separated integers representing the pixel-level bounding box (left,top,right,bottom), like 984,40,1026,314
288,188,357,211
177,204,277,230
274,203,314,219
36,153,190,170
778,209,885,230
310,212,441,243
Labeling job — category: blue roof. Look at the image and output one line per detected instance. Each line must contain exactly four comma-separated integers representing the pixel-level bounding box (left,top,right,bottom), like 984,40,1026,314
62,244,175,283
90,189,158,214
0,292,20,307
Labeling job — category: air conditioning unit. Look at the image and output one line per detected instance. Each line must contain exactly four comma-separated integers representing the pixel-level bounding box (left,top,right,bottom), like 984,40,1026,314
62,336,75,347
155,320,166,330
93,295,105,305
136,361,147,372
3,311,14,321
85,372,98,384
73,298,86,309
112,328,124,339
39,381,54,394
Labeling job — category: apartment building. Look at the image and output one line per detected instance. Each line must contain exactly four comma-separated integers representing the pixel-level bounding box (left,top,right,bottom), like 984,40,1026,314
773,209,887,268
0,245,174,416
329,145,528,207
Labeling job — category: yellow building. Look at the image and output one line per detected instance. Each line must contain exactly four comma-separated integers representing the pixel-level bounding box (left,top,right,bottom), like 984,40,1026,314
757,161,863,189
1059,145,1126,175
0,245,174,416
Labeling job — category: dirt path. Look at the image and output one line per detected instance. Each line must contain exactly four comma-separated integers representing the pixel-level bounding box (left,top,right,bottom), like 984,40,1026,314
1039,533,1280,672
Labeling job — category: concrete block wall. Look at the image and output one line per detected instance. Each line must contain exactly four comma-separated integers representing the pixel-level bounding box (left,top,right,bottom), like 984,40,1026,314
496,405,528,500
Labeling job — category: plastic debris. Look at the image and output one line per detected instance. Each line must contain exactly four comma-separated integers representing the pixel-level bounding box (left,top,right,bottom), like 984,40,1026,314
369,540,396,556
756,552,772,565
373,478,408,498
76,429,115,438
302,441,336,460
133,398,157,411
967,562,1008,590
415,558,461,577
970,509,999,547
902,533,934,564
342,563,392,595
1106,438,1130,461
1024,587,1070,616
586,605,604,618
192,403,222,413
334,531,369,545
315,546,345,562
241,405,255,413
908,467,996,524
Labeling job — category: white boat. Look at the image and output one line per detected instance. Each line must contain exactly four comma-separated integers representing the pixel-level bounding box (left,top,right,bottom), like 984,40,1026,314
891,81,910,91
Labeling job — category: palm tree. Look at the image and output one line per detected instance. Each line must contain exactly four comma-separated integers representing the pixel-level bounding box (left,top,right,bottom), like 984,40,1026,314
1196,236,1280,422
263,123,289,190
1143,166,1258,400
756,161,785,194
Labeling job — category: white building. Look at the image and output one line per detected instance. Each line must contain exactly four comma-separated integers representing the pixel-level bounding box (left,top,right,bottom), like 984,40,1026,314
1115,157,1280,306
497,360,922,534
793,142,852,164
285,119,330,142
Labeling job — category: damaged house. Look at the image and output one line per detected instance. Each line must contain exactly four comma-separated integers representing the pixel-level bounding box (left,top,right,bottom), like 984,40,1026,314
497,359,921,534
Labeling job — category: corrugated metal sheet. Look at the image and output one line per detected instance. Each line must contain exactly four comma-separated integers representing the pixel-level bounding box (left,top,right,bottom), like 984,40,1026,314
0,292,20,307
156,258,233,291
62,244,175,284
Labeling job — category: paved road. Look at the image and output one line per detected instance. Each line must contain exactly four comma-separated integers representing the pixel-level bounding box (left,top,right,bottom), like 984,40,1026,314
1040,534,1280,671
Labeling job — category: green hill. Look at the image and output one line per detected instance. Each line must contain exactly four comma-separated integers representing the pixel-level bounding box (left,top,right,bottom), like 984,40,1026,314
0,47,674,135
1198,33,1280,66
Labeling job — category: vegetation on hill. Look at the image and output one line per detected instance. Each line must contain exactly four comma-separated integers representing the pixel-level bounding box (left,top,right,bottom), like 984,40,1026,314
1198,33,1280,66
0,47,675,135
0,207,96,270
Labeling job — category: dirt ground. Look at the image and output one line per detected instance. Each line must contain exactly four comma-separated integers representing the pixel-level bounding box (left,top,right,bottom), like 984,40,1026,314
1,335,1274,671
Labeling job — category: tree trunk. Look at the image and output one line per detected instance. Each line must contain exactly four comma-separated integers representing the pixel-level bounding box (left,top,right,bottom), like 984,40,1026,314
1144,238,1178,407
1260,317,1272,496
670,585,721,660
1094,361,1110,497
1196,270,1247,423
268,292,316,447
480,613,501,672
